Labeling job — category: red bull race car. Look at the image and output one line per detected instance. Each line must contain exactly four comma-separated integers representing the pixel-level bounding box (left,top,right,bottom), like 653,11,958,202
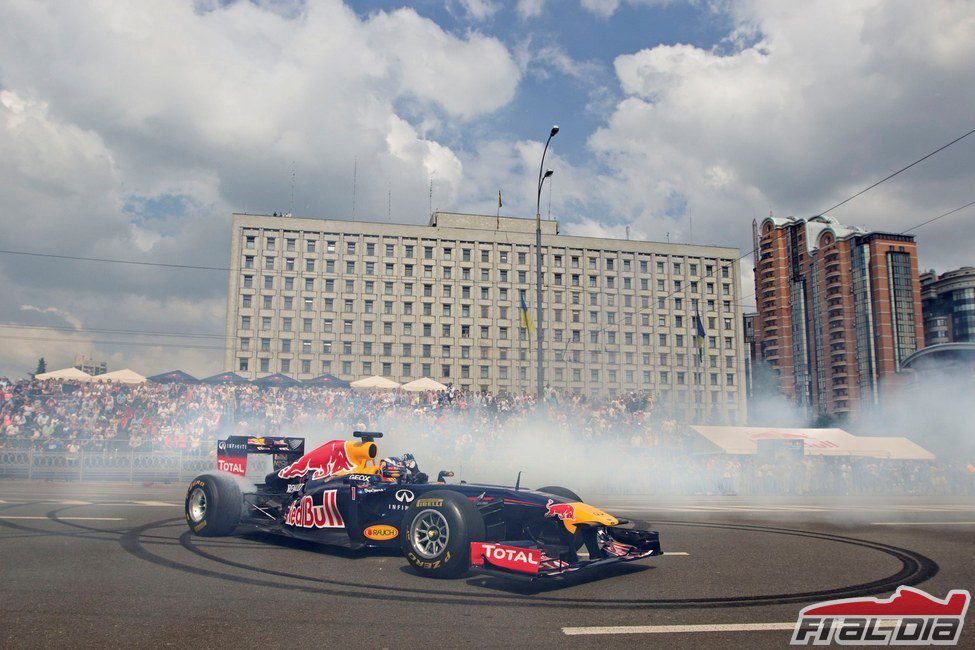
185,431,661,580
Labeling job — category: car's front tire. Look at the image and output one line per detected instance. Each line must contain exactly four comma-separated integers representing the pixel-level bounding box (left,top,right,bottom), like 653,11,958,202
401,490,484,578
185,473,242,537
537,485,582,502
535,485,585,551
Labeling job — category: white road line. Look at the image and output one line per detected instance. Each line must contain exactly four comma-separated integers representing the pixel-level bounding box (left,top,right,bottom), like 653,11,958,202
889,520,975,524
563,623,797,635
662,552,690,556
0,516,124,521
563,620,900,636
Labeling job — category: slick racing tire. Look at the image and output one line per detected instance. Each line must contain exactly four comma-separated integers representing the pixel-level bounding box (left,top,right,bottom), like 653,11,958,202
185,473,242,537
536,485,585,551
401,490,485,579
537,485,582,503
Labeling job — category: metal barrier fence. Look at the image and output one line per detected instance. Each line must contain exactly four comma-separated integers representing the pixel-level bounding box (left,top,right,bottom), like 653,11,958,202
0,450,214,483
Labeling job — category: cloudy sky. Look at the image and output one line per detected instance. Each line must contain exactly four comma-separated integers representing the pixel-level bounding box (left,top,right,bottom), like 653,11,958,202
0,0,973,378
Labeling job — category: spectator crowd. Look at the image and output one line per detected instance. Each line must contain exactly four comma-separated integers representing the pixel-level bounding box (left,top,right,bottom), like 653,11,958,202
1,376,971,496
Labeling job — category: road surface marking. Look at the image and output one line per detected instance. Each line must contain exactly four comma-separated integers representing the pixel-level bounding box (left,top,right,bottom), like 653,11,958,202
563,621,899,636
0,516,124,521
75,501,181,507
872,521,975,526
563,623,797,635
662,552,689,556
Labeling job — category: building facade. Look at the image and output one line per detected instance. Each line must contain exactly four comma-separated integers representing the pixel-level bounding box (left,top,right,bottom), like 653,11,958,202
752,215,923,420
743,312,758,399
73,355,107,376
919,266,975,345
225,212,747,423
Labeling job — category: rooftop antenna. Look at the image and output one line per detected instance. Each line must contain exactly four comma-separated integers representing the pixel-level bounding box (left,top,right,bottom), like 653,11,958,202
429,176,433,216
625,225,630,241
688,204,693,244
290,161,295,216
666,231,671,244
352,157,358,221
387,180,391,220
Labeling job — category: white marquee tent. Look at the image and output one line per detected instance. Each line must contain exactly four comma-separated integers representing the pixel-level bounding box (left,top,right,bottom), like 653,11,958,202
350,375,401,390
94,369,147,385
689,426,935,460
401,377,448,392
35,367,93,381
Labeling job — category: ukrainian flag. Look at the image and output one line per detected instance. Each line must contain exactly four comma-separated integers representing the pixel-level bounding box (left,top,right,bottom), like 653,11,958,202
519,294,534,333
694,313,706,361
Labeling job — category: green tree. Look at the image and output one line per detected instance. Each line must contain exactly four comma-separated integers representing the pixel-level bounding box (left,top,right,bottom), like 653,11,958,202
34,357,46,375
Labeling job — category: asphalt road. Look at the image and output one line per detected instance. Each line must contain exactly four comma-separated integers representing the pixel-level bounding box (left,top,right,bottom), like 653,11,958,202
1,481,972,649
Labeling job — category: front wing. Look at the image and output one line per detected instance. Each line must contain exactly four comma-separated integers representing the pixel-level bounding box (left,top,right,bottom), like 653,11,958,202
470,526,661,581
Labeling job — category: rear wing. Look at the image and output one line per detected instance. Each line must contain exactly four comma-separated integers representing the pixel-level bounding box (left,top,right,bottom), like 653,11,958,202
217,436,305,476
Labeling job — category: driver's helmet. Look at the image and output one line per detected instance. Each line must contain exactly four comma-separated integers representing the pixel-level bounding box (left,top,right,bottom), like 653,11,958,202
379,456,407,481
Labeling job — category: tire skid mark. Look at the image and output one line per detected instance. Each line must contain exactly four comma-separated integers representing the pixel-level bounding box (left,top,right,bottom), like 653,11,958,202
120,518,939,610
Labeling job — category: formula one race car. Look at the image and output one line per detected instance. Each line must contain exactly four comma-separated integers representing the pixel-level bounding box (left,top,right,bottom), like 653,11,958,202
185,432,661,580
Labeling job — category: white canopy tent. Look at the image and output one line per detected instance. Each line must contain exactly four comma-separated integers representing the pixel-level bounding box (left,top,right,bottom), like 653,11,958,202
35,367,93,381
401,377,448,392
689,426,935,460
94,369,147,385
350,375,401,390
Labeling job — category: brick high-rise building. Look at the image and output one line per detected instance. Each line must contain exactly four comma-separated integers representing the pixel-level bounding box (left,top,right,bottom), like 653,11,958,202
919,266,975,345
752,215,924,420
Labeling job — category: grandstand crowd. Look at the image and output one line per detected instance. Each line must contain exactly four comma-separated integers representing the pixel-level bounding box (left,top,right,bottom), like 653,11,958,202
0,376,972,495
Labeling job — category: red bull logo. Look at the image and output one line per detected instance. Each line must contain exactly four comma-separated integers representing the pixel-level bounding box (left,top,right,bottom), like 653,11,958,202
284,492,344,529
247,437,266,445
544,499,576,521
278,440,355,480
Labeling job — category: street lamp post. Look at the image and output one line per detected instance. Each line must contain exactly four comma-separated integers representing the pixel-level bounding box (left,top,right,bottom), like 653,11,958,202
535,125,559,401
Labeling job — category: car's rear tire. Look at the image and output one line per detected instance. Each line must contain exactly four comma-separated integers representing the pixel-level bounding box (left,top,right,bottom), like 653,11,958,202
401,490,484,578
185,473,242,537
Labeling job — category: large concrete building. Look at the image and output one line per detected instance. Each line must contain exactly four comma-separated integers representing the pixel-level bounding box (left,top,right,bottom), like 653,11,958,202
752,215,924,420
919,266,975,345
225,211,747,423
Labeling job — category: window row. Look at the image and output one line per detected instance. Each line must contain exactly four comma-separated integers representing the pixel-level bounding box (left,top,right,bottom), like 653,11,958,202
237,357,738,389
244,233,732,273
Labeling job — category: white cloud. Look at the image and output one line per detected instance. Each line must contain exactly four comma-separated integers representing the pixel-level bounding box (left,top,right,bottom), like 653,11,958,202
19,305,84,331
456,0,501,20
580,0,621,19
0,0,521,377
0,0,972,378
516,0,546,19
586,0,975,270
